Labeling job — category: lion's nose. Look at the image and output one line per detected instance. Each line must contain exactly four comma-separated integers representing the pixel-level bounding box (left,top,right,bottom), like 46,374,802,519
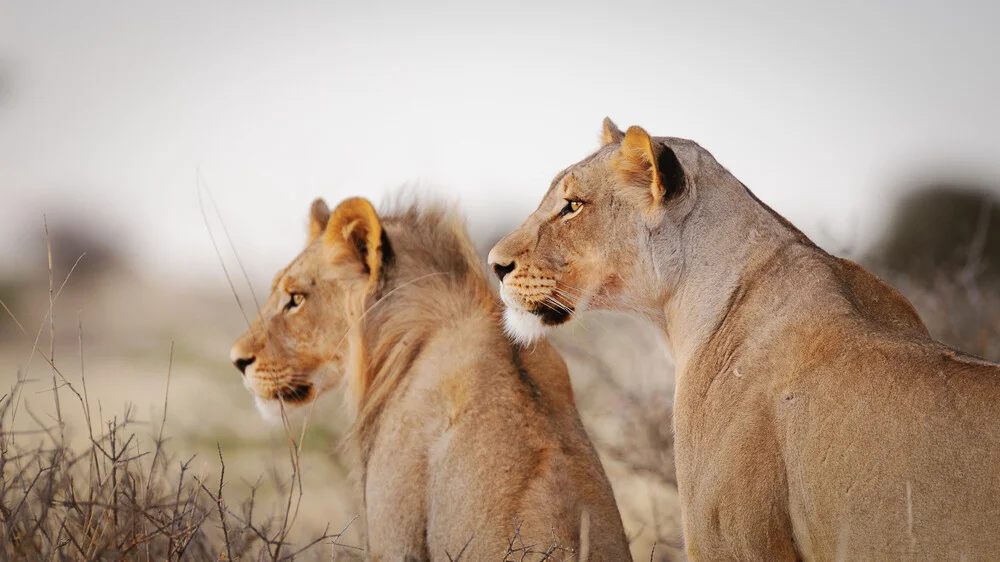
233,355,256,375
491,260,516,282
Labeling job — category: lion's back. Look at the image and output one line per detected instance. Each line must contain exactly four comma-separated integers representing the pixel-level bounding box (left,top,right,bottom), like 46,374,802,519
390,324,631,560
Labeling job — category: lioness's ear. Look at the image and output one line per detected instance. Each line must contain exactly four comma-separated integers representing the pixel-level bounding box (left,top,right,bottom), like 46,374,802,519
600,117,624,146
614,125,687,206
307,198,331,245
325,197,387,285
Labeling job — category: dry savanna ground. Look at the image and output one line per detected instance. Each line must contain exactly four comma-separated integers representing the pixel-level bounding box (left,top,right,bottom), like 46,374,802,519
1,239,997,560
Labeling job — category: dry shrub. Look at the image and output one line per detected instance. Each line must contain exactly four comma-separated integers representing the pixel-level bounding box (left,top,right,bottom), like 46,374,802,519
0,356,361,561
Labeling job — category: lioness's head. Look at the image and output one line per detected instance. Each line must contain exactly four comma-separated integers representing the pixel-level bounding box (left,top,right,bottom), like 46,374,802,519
489,118,699,344
230,197,388,419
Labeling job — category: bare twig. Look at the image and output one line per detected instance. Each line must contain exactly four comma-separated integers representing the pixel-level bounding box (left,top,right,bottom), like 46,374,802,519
197,171,254,328
44,215,64,443
197,169,262,314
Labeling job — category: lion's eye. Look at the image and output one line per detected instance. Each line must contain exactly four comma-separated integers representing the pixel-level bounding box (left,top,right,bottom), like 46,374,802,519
285,293,305,311
559,200,584,218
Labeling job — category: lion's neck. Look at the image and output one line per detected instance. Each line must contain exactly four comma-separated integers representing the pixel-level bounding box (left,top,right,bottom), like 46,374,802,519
350,264,495,472
650,184,812,370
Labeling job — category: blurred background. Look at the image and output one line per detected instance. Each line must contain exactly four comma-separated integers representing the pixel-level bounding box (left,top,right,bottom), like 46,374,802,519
1,1,998,560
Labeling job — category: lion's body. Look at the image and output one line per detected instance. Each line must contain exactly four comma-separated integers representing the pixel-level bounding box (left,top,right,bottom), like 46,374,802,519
232,199,629,561
363,322,626,561
489,120,1000,560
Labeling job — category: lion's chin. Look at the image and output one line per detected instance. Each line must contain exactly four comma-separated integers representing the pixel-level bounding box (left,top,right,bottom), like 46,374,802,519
252,393,313,424
253,396,285,423
502,306,550,346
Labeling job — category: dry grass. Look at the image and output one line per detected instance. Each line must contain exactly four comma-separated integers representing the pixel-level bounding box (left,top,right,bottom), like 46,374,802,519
0,373,360,561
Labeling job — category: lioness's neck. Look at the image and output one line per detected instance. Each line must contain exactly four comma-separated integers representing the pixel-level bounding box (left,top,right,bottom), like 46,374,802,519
651,177,813,367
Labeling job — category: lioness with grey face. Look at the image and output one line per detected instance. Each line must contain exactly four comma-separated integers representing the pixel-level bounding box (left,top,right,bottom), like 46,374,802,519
489,119,1000,560
230,196,630,561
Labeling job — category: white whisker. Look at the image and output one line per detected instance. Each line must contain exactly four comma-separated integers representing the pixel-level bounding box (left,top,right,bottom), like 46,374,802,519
543,295,575,317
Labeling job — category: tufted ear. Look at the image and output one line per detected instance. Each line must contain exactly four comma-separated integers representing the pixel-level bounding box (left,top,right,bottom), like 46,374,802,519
325,197,388,285
613,125,687,207
600,117,624,146
307,198,331,245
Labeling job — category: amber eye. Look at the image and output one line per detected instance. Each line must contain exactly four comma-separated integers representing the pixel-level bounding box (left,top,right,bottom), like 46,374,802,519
285,293,305,311
559,200,584,217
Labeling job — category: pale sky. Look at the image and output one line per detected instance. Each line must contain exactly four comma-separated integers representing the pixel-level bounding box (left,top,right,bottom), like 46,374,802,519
1,0,998,286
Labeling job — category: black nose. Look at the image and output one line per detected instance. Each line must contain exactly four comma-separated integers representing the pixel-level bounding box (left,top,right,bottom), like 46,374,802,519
234,356,255,375
492,261,515,282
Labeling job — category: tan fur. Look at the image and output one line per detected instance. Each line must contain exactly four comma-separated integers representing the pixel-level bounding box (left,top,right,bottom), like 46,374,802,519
306,198,331,244
489,119,1000,560
231,197,630,561
600,116,624,147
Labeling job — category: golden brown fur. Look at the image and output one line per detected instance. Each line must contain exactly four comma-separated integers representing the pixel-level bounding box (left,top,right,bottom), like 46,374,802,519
489,119,1000,560
230,196,630,561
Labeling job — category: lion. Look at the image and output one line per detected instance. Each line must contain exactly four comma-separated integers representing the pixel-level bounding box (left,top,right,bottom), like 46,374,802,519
230,196,630,561
488,118,1000,560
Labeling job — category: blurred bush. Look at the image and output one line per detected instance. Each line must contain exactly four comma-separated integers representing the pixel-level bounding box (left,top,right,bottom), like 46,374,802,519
43,218,127,281
867,182,1000,361
0,217,125,304
873,183,1000,280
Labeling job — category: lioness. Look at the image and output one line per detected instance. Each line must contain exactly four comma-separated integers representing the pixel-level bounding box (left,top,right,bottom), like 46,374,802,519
230,196,630,561
488,119,1000,560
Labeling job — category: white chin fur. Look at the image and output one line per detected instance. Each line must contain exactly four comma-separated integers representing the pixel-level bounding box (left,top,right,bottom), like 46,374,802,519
502,306,548,346
253,396,286,424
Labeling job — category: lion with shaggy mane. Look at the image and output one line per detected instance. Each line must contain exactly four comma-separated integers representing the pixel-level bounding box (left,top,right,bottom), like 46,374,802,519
230,197,630,561
489,119,1000,560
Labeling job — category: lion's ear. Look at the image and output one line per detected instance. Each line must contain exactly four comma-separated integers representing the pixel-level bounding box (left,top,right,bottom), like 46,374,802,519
325,197,387,285
614,125,686,207
600,117,624,146
307,198,331,245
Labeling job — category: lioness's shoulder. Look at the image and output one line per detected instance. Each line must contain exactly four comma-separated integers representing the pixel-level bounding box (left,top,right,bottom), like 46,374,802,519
831,257,929,338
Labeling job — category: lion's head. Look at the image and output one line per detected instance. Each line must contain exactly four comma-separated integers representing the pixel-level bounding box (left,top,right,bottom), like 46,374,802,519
230,197,388,419
489,118,698,344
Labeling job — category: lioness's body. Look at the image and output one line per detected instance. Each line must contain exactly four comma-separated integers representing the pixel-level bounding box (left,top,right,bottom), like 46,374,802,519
489,120,1000,560
231,198,629,561
676,243,1000,560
